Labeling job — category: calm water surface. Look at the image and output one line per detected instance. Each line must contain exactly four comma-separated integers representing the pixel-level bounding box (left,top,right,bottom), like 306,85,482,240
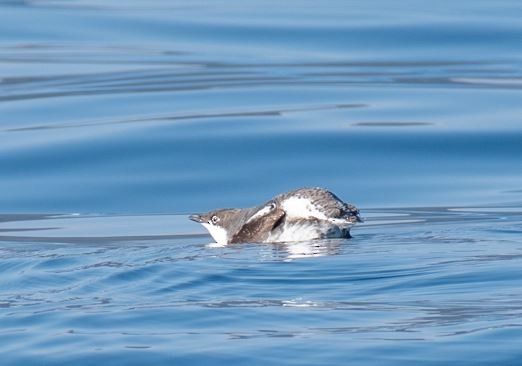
1,1,522,365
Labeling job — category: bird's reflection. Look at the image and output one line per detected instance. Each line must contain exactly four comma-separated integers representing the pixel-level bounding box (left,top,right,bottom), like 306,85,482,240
271,239,344,259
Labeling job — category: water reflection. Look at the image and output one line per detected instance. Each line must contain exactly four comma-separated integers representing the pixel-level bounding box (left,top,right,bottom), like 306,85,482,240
273,239,343,259
1,205,522,365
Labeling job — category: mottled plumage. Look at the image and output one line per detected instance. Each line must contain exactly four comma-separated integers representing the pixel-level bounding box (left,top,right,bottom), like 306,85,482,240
189,187,362,244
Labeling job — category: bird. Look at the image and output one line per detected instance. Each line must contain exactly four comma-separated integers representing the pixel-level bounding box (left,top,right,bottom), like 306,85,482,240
189,187,362,244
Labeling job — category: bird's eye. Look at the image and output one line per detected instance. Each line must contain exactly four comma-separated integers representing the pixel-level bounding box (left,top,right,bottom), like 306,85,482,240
269,202,276,210
211,215,220,224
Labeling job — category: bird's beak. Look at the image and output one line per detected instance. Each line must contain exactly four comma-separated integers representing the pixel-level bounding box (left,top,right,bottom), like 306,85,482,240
189,214,204,223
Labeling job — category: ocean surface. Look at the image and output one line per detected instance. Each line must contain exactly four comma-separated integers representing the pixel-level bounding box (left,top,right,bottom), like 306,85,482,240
1,1,522,365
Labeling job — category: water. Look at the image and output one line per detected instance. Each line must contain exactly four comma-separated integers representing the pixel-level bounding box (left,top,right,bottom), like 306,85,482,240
1,1,522,364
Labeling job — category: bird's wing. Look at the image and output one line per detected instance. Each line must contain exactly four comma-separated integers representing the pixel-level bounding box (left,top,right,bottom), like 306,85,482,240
230,208,285,243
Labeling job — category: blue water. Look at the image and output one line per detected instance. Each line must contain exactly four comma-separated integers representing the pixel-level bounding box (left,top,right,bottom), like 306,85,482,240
1,1,522,365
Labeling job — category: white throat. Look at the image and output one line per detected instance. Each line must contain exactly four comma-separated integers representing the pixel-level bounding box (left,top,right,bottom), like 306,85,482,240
202,223,228,244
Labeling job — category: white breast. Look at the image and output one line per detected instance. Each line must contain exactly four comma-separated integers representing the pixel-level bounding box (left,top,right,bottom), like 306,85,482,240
267,224,320,243
266,220,344,243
